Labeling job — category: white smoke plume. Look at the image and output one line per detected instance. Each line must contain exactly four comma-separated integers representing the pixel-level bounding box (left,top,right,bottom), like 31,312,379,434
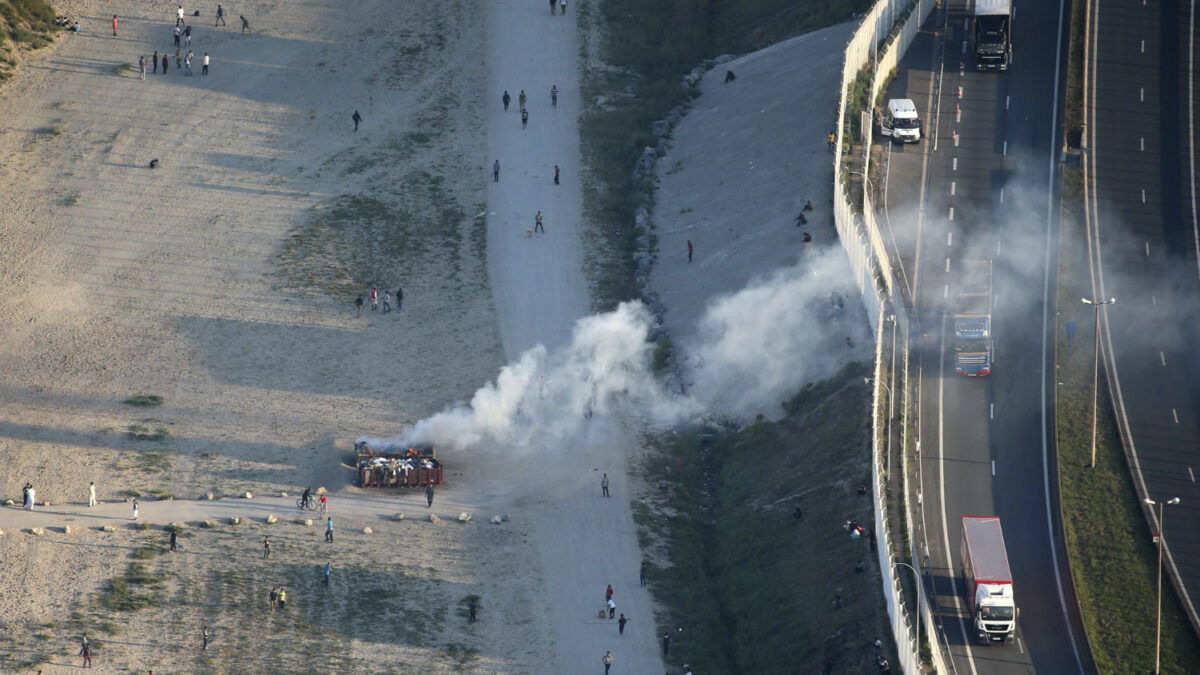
368,247,867,453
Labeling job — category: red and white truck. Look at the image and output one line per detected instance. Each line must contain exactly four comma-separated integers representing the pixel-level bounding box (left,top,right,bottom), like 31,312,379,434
960,516,1017,643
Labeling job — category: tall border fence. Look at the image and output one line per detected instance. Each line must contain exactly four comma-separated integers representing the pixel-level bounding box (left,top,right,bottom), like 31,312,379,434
832,0,942,672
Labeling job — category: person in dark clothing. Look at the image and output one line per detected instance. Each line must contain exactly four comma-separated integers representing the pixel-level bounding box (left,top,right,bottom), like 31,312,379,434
396,287,403,311
323,562,332,586
549,0,556,14
215,5,226,26
663,633,670,656
82,642,92,667
551,84,558,107
502,91,511,111
618,613,628,634
521,109,529,129
202,625,209,650
355,295,364,317
153,51,159,73
425,484,434,508
468,599,477,623
687,240,693,262
162,55,169,74
352,110,362,132
803,199,813,212
493,160,500,182
639,562,647,586
793,505,803,521
240,15,250,32
724,70,736,83
169,529,178,551
554,165,560,185
803,232,813,245
796,212,808,226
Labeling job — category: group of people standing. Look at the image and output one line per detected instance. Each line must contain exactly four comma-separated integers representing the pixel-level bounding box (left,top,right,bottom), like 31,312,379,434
497,84,563,236
355,287,403,317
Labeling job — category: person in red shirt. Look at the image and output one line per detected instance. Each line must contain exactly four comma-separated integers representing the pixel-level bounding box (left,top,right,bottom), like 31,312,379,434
112,15,118,36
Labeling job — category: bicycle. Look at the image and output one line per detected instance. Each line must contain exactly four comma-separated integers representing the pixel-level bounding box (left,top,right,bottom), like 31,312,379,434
297,497,316,511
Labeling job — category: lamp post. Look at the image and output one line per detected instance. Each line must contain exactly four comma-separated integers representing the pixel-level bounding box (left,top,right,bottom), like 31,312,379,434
1144,496,1180,675
1081,297,1115,467
895,561,921,667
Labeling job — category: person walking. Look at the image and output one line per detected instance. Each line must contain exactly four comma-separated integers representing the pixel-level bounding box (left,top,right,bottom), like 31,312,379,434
325,517,334,543
139,56,146,79
396,287,403,311
184,25,192,47
202,625,209,651
607,598,616,619
202,52,209,75
263,535,271,559
518,89,527,109
425,484,434,508
215,4,226,26
176,47,183,69
603,651,613,674
382,291,392,313
112,15,118,37
323,562,332,586
551,84,558,107
169,529,178,551
605,584,613,602
468,599,477,623
534,211,544,233
521,109,529,129
662,633,670,656
268,587,278,612
493,159,500,182
618,613,628,635
639,562,647,587
79,634,89,657
162,54,169,74
88,481,97,507
277,588,287,611
549,0,556,14
185,51,193,76
153,51,159,74
82,642,93,668
174,25,181,46
132,499,139,520
554,165,560,185
502,90,511,111
560,0,567,15
176,5,185,26
354,294,364,317
352,110,362,132
23,483,35,510
370,288,378,311
687,240,693,262
240,15,250,32
601,473,610,497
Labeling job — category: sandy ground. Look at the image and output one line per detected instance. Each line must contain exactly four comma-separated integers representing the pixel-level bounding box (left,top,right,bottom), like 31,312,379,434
0,0,868,673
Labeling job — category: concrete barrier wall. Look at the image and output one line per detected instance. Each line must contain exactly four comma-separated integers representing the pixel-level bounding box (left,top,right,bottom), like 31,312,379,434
836,0,942,672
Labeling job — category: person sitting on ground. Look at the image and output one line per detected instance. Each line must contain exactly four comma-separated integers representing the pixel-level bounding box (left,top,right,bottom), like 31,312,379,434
803,200,814,212
149,158,159,169
724,70,736,83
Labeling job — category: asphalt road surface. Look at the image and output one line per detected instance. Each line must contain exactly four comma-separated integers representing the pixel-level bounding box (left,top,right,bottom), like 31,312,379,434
1087,0,1200,633
884,1,1092,672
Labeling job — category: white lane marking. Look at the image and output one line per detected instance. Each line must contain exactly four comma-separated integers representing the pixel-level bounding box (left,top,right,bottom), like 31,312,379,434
997,240,1002,256
992,460,996,476
963,40,968,54
1141,87,1145,102
1146,241,1151,256
948,232,954,246
953,157,959,171
1141,39,1145,53
946,258,952,273
949,206,955,220
1172,408,1180,424
1018,637,1025,654
944,284,949,299
1142,188,1147,203
1152,294,1158,306
990,403,995,420
1003,141,1008,156
1141,137,1145,151
1161,351,1167,366
1000,187,1006,203
1006,95,1010,110
1190,467,1196,482
951,181,957,196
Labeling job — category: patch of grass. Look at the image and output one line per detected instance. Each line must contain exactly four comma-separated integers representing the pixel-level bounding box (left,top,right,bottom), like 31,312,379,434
635,362,889,672
442,642,480,669
123,394,164,407
132,546,160,560
111,63,132,75
126,420,169,442
97,561,166,612
117,489,143,499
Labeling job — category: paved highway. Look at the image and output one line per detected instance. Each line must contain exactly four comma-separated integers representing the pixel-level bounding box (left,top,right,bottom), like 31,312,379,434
880,1,1091,672
1086,0,1200,633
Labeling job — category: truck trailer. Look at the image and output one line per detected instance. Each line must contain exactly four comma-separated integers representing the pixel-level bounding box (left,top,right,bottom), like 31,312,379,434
954,259,994,376
961,516,1017,643
354,438,442,488
974,0,1012,71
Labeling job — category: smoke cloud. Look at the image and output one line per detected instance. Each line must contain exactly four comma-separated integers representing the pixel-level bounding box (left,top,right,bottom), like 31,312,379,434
367,247,867,453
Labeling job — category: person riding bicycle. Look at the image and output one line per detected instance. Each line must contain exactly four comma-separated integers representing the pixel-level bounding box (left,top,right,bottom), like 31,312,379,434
301,486,312,509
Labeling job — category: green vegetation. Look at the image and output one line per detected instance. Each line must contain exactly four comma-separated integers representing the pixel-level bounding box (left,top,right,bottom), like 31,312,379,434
126,420,170,441
123,394,165,407
1056,2,1200,665
0,0,56,82
635,362,890,672
98,554,167,612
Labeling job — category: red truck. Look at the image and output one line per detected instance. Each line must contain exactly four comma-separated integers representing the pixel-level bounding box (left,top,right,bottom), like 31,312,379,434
961,516,1017,643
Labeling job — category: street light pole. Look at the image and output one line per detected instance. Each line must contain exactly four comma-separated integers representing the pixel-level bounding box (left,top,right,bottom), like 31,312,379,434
895,561,921,667
1144,496,1180,675
1081,297,1115,467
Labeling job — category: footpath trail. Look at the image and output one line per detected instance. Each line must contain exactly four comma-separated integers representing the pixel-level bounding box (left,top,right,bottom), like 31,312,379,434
485,1,666,673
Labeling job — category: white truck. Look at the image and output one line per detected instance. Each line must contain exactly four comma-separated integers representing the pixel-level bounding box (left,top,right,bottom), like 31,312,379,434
961,516,1017,644
879,98,922,144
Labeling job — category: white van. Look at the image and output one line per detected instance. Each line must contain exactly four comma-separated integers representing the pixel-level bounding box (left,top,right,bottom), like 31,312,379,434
880,98,921,144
